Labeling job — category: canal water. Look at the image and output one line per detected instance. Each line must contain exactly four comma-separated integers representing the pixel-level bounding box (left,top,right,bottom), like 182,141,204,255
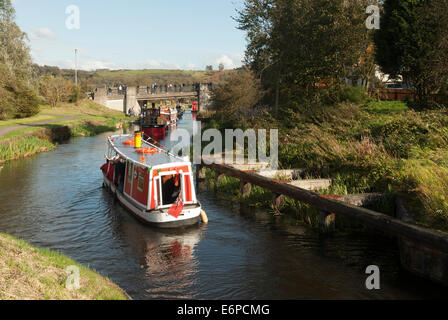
0,112,445,299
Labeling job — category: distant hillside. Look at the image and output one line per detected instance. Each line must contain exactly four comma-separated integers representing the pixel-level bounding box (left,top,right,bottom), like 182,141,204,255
32,65,238,90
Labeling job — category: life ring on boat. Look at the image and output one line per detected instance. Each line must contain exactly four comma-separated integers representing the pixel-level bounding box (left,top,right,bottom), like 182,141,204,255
136,147,158,154
122,140,134,146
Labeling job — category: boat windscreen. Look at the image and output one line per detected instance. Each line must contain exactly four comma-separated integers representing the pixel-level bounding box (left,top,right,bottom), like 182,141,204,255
111,135,185,166
160,174,181,206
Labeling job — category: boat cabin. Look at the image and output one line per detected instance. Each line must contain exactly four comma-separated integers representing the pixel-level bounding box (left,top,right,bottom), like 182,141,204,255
105,135,198,212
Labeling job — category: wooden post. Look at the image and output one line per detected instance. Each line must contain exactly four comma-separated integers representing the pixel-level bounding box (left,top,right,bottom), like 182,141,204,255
239,181,252,198
272,193,285,214
319,210,336,235
214,172,225,192
196,164,206,181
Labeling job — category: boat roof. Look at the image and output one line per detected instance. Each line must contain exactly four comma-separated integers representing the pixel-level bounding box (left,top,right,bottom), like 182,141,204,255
108,134,190,169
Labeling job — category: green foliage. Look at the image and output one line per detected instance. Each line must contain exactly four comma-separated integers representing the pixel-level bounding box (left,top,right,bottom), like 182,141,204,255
0,1,39,119
0,136,55,162
236,0,372,97
208,95,448,230
211,68,264,129
373,113,441,158
0,66,40,120
375,0,448,102
0,0,33,80
14,87,40,118
363,101,409,115
70,85,81,103
338,86,372,105
395,160,448,230
39,75,74,108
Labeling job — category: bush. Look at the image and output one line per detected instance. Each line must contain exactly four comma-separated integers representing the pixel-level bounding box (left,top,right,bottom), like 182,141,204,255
397,160,448,230
211,68,264,129
14,87,40,118
339,85,372,105
70,85,82,103
39,75,74,108
0,67,40,119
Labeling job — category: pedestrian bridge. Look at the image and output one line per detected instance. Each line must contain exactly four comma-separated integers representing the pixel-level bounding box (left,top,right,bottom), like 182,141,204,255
92,83,213,115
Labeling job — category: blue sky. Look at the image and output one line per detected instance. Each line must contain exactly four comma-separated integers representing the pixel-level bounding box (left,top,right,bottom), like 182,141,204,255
12,0,247,70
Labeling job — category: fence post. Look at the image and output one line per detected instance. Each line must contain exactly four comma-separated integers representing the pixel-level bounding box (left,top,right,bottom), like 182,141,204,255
319,210,336,235
215,172,225,192
240,181,252,198
272,193,285,214
196,164,207,181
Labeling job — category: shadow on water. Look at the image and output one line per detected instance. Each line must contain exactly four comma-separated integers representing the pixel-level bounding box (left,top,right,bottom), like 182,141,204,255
0,113,446,299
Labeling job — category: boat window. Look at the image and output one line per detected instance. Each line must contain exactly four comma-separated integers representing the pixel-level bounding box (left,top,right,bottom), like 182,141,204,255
127,162,133,184
137,170,145,192
161,174,181,206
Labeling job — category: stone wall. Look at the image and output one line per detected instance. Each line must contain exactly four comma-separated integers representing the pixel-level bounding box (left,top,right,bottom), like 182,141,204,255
106,99,125,112
93,87,107,107
198,83,213,111
125,87,141,116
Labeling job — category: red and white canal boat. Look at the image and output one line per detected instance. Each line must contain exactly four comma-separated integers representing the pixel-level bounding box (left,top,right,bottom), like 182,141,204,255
140,106,178,141
101,134,202,228
191,101,198,113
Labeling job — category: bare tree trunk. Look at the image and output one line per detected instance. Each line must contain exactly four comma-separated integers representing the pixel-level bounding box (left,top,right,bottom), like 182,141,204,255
275,78,279,117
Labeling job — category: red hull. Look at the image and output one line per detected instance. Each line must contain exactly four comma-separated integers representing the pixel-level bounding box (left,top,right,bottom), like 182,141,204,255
143,127,166,141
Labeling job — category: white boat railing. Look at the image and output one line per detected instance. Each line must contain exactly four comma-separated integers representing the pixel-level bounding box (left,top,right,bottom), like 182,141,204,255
107,134,188,169
140,133,186,162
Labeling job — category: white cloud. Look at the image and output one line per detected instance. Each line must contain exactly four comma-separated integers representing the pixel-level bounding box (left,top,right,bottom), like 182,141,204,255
79,60,117,71
29,28,55,41
130,60,181,70
216,55,234,69
184,62,197,70
215,54,244,70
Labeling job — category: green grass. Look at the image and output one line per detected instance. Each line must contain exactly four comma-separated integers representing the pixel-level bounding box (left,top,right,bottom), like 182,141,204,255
363,100,409,115
1,99,129,140
0,136,56,162
0,99,130,162
0,115,62,127
0,234,128,300
0,127,44,141
0,119,123,162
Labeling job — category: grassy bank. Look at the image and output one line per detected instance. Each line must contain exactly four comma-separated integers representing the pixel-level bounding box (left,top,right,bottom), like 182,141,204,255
0,136,56,162
206,93,448,232
205,167,393,232
0,100,130,163
0,234,128,300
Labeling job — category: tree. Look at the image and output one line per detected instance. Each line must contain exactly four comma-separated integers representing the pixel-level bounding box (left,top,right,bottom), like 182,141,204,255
14,85,40,118
39,75,74,108
236,0,372,103
206,65,214,71
0,0,33,80
219,63,225,71
375,0,448,102
0,0,39,119
211,68,264,128
0,64,16,119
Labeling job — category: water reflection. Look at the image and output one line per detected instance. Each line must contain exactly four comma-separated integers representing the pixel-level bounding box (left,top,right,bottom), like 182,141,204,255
0,115,445,300
117,214,204,299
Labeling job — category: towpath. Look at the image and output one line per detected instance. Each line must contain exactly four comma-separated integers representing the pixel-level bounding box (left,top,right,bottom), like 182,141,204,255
0,116,83,139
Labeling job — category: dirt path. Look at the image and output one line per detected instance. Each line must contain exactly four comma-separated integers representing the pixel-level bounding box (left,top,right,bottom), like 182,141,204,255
0,116,83,139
